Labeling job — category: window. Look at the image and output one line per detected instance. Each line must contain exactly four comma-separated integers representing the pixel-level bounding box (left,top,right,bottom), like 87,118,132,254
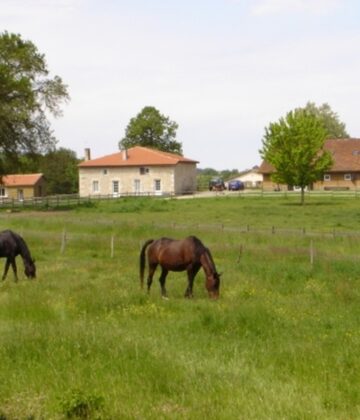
140,167,149,175
17,189,24,201
103,169,108,175
92,180,99,193
134,179,141,194
112,180,119,195
154,179,161,193
344,174,352,181
324,174,331,181
0,187,5,197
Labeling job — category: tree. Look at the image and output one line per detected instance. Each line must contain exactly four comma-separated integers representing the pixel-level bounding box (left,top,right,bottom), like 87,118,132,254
260,109,333,204
0,32,69,176
119,106,182,155
40,148,79,194
300,102,349,138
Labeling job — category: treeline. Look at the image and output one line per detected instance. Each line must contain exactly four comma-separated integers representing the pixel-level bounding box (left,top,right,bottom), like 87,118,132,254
5,148,80,195
196,167,240,190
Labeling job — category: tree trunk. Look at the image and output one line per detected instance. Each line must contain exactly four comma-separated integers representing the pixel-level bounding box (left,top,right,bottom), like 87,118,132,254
301,187,305,205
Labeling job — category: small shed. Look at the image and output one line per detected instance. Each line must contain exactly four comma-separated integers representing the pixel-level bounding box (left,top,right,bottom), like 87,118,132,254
0,173,46,200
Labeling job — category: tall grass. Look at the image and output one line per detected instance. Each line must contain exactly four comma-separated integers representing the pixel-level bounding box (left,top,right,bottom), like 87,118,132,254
0,196,360,418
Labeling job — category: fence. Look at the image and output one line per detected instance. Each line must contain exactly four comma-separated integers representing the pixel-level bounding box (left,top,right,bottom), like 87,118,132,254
2,188,360,210
16,216,360,272
0,192,177,209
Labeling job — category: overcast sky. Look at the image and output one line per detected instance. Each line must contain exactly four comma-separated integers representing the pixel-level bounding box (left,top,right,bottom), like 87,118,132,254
2,0,360,170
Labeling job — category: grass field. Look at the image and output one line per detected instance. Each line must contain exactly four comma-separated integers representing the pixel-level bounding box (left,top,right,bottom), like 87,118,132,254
0,195,360,419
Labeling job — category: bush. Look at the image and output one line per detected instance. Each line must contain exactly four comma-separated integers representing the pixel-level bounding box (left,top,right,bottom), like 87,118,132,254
59,389,104,419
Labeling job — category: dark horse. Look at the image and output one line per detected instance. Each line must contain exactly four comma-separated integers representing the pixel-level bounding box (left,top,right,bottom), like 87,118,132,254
140,236,220,299
0,230,36,281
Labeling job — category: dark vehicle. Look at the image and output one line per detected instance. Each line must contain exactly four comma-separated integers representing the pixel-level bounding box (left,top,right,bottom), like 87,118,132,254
209,177,225,191
227,180,244,191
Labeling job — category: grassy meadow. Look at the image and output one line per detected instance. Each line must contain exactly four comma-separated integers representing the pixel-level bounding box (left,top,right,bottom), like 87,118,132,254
1,194,360,419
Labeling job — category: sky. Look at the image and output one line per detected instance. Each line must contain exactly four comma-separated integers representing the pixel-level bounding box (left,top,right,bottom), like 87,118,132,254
2,0,360,170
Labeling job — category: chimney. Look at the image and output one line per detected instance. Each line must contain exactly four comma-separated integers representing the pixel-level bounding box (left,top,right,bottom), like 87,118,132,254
84,148,91,161
122,149,128,161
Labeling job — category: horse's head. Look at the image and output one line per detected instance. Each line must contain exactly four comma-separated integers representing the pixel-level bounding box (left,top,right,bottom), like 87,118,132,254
206,271,221,299
25,259,36,279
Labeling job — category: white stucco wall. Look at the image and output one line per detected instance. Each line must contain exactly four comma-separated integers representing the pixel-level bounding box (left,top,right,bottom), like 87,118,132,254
174,163,197,194
79,163,197,197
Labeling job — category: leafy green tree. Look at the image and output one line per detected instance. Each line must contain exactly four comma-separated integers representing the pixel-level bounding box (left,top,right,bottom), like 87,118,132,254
300,102,349,138
40,148,79,194
220,169,240,180
199,168,219,176
260,109,333,204
0,31,69,176
119,106,182,154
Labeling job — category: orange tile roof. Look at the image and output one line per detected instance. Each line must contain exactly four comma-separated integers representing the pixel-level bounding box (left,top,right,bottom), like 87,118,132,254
1,173,44,187
259,138,360,174
78,146,198,168
324,138,360,172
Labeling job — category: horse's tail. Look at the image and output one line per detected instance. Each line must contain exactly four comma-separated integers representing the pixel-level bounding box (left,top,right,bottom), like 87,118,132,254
140,239,154,288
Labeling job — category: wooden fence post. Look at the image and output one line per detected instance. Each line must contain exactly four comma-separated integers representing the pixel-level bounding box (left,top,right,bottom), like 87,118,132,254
237,245,243,263
310,240,314,266
61,229,67,254
110,234,115,258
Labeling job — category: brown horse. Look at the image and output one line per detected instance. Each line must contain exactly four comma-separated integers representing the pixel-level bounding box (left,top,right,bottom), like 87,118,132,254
140,236,220,299
0,230,36,281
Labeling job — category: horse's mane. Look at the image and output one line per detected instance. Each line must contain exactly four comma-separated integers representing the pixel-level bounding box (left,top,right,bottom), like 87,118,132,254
12,231,32,262
187,236,214,263
204,247,217,270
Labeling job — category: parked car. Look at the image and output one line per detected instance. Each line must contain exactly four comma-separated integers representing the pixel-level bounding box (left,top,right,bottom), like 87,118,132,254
209,177,226,191
227,180,245,191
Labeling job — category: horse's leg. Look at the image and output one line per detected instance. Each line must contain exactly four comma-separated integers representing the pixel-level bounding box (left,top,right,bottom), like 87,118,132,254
147,263,157,293
2,258,11,281
10,258,18,282
159,268,168,298
185,264,201,298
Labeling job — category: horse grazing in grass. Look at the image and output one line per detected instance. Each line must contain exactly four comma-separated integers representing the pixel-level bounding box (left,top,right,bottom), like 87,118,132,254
140,236,220,299
0,230,36,281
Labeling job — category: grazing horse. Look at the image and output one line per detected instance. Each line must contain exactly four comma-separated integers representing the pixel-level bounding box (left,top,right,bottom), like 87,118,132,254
0,230,36,281
140,236,220,299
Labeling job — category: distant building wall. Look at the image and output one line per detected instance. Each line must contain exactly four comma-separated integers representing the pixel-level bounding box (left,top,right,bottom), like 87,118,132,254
79,165,183,196
1,179,46,199
174,163,197,194
314,172,359,190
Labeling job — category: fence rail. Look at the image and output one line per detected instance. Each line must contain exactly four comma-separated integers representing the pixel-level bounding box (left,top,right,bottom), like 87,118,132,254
2,188,360,209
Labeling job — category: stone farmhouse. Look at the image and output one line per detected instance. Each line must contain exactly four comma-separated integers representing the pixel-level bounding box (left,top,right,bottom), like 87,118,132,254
259,138,360,191
78,146,199,197
0,173,46,200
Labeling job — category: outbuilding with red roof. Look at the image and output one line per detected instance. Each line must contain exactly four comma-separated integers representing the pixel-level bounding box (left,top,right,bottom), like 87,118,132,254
0,173,46,200
259,138,360,191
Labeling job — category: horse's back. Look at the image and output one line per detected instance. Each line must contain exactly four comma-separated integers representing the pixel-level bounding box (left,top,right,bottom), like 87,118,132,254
0,230,19,257
148,236,205,269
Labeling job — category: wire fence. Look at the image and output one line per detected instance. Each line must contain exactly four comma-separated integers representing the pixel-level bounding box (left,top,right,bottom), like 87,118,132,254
15,217,360,271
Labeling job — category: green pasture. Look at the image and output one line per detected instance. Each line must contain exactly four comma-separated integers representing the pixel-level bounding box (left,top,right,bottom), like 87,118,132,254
1,195,360,419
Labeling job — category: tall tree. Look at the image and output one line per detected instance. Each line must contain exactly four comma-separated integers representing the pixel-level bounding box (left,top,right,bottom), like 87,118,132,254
119,106,183,155
0,31,69,175
300,102,349,138
40,148,79,195
260,109,333,204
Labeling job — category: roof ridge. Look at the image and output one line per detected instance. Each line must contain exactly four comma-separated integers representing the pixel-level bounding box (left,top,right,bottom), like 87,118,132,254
133,146,182,161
